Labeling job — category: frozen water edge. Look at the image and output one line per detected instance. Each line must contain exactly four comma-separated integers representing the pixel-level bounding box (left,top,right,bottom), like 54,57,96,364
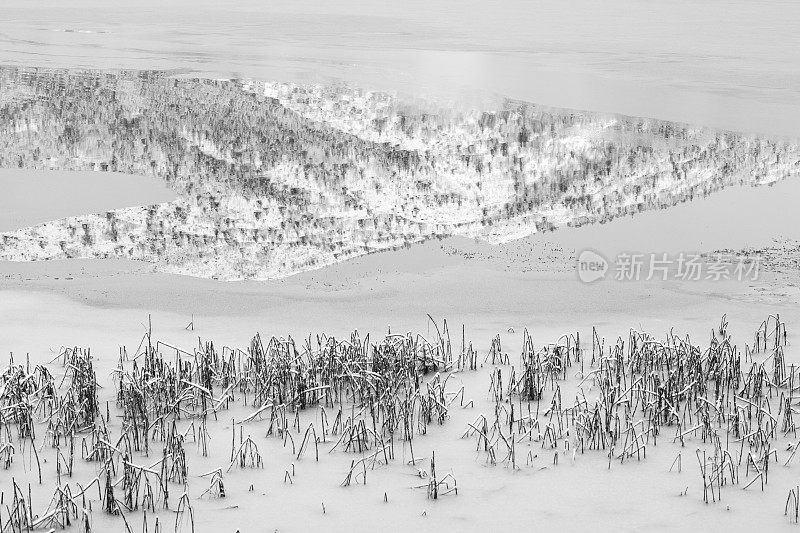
0,168,176,232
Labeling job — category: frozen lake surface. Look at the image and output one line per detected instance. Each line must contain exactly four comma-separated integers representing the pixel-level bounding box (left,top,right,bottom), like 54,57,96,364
1,0,799,136
0,168,176,232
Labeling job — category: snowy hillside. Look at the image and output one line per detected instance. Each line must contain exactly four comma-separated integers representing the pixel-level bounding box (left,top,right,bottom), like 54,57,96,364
1,67,798,280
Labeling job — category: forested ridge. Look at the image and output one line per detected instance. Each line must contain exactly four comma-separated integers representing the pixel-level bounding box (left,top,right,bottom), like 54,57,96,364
1,67,797,279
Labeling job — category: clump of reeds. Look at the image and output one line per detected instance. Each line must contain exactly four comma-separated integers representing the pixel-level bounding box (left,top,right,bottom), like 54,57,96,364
425,452,457,499
228,435,263,471
786,485,800,523
199,468,225,498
